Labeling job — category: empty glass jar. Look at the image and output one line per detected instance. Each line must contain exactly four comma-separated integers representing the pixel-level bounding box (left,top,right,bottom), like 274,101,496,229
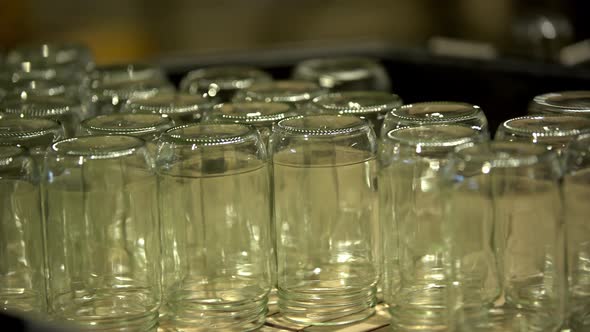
0,145,45,314
445,142,565,332
381,101,489,138
292,57,391,92
233,80,326,108
495,114,590,155
310,91,403,137
379,124,485,331
87,63,174,115
0,95,82,137
80,113,173,157
528,91,590,117
0,117,64,156
271,115,379,325
123,92,214,124
180,66,272,102
157,124,272,331
44,135,161,331
563,134,590,330
205,101,296,143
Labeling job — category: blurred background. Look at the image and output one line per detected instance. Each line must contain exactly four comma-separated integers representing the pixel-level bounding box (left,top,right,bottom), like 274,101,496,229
2,0,589,64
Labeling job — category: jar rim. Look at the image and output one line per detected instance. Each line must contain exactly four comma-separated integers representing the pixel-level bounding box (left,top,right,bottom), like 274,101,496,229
81,114,172,135
162,123,257,146
312,91,402,114
51,135,145,159
275,114,369,136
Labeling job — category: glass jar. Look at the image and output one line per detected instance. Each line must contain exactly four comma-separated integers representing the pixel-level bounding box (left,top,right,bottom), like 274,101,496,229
379,124,485,330
0,95,82,137
381,101,489,138
529,91,590,117
123,92,214,124
5,42,94,73
89,79,175,116
180,66,272,102
495,114,590,154
88,63,167,86
205,101,296,144
0,117,64,156
270,115,379,325
157,124,272,331
292,57,391,92
44,135,161,331
80,113,173,157
563,134,590,331
311,91,402,137
445,142,565,332
0,145,45,314
233,80,326,108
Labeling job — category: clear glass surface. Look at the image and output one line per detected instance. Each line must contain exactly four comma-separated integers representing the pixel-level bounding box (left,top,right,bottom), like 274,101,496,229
5,42,94,72
0,94,82,137
270,115,379,325
87,63,173,116
123,92,214,124
292,57,391,92
529,91,590,117
157,124,272,331
0,118,64,155
563,134,590,330
179,66,272,102
311,91,402,137
495,114,590,155
44,135,161,331
233,80,326,108
381,101,489,138
0,146,46,314
445,142,565,332
379,124,485,331
204,102,296,144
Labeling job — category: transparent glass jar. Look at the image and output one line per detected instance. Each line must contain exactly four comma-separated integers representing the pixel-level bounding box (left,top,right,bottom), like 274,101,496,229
495,114,590,154
292,56,391,92
381,101,489,138
205,101,296,144
0,145,46,314
379,124,486,331
233,80,326,108
123,92,214,124
563,134,590,330
311,91,403,137
445,142,565,332
89,79,175,116
44,135,161,331
157,124,272,331
180,66,272,102
4,43,93,83
5,42,94,73
80,113,173,157
529,91,590,117
0,117,64,156
270,115,379,325
0,95,82,137
88,63,167,86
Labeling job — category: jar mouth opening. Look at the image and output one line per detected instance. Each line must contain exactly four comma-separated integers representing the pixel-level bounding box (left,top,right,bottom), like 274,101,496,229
0,118,61,138
534,91,590,111
182,66,272,90
1,95,79,116
82,114,172,135
454,141,556,168
244,80,323,102
276,115,369,136
92,63,164,83
390,102,483,123
213,102,293,123
313,91,402,114
163,123,256,146
386,124,480,148
501,115,590,137
51,135,145,159
126,93,212,114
